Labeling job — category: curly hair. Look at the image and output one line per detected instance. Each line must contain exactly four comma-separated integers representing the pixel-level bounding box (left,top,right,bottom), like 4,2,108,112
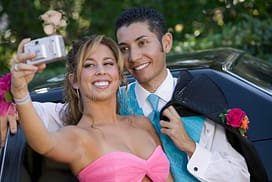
61,35,125,125
114,7,168,41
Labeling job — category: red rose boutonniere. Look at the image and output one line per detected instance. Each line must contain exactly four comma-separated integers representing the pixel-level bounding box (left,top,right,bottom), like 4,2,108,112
219,108,249,137
0,73,16,117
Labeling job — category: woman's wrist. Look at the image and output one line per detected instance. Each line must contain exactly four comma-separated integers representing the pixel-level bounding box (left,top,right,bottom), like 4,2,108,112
11,87,29,99
13,93,31,105
11,88,31,105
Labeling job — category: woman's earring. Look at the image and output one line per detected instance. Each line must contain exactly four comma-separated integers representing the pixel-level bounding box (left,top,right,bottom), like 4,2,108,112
76,89,83,113
76,89,80,99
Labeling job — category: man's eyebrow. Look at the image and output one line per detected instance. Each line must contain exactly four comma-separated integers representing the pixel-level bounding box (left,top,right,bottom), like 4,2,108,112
118,35,149,46
135,35,149,41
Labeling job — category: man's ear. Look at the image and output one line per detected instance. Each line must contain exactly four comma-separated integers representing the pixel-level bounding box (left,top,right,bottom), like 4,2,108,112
68,73,79,89
162,32,173,53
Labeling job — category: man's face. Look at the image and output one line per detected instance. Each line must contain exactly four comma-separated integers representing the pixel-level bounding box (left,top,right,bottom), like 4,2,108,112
116,22,170,92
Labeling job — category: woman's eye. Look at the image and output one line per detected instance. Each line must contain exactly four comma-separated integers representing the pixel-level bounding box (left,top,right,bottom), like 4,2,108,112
83,63,95,68
104,62,114,66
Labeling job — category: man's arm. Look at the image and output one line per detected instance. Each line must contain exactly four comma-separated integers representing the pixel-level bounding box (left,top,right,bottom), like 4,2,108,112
32,102,65,132
187,120,250,182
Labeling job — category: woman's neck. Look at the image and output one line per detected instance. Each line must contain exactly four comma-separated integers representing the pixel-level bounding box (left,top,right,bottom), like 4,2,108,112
81,98,118,125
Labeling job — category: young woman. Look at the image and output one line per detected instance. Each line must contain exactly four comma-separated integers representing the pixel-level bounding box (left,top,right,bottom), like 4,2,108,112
10,35,173,182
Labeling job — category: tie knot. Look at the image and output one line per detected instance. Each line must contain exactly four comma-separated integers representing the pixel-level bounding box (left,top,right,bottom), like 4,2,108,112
147,94,159,110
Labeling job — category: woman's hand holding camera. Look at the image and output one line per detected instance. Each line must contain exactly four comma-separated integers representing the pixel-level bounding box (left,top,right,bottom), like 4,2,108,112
10,38,46,100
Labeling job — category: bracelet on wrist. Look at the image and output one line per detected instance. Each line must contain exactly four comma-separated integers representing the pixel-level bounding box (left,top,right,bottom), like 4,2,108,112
13,93,31,105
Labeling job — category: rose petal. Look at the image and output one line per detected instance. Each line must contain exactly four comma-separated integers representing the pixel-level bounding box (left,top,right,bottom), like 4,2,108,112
43,24,56,35
0,100,11,116
59,19,67,27
226,108,246,128
47,10,62,26
40,13,49,21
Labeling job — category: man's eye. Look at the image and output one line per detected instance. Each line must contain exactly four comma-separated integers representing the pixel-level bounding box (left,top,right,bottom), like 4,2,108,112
119,46,128,53
138,40,147,47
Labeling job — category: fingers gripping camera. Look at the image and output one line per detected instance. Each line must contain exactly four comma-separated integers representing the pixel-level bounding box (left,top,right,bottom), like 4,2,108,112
24,35,66,65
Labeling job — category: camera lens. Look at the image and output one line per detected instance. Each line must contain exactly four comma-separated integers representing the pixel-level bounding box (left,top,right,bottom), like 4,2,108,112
35,41,39,45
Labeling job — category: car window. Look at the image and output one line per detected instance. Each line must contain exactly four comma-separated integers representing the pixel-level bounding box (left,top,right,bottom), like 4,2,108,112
231,54,272,94
29,61,65,92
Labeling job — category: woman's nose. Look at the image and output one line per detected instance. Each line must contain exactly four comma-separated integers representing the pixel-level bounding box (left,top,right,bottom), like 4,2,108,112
95,64,105,75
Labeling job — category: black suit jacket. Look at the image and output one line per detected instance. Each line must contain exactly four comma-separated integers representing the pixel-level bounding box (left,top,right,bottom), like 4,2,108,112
160,70,268,182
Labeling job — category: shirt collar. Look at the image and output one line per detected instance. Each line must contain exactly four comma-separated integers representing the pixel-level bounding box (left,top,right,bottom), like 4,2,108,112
135,69,177,114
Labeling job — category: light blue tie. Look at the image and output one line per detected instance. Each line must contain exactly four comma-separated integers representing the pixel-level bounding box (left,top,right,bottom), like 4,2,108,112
147,93,202,182
147,94,161,133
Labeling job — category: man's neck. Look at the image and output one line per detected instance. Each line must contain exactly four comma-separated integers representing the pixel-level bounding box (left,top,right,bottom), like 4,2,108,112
139,69,168,93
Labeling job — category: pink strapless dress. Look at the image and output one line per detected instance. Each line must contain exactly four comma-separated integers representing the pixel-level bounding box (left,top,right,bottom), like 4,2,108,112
77,145,170,182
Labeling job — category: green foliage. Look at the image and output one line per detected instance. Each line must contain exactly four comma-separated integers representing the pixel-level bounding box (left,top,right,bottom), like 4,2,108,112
0,0,271,75
0,44,14,75
171,12,272,62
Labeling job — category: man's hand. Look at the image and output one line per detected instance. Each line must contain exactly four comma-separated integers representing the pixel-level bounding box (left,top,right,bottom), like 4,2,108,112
0,104,18,147
160,106,196,157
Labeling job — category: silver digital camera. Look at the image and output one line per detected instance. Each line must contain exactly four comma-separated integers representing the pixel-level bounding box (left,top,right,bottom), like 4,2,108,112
24,35,66,65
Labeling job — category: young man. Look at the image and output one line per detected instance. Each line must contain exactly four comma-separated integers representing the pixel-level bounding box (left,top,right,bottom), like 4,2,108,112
3,7,250,182
114,7,249,181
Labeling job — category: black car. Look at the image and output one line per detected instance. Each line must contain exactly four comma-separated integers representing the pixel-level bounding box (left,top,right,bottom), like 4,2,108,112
1,47,271,181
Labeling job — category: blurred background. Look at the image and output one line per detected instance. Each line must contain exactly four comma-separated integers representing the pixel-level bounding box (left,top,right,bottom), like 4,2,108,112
0,0,271,75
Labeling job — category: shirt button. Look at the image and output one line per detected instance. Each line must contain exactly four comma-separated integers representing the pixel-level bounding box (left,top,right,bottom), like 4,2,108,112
193,167,198,171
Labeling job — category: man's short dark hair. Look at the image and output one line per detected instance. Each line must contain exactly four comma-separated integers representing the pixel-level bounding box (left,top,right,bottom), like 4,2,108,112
114,7,168,40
